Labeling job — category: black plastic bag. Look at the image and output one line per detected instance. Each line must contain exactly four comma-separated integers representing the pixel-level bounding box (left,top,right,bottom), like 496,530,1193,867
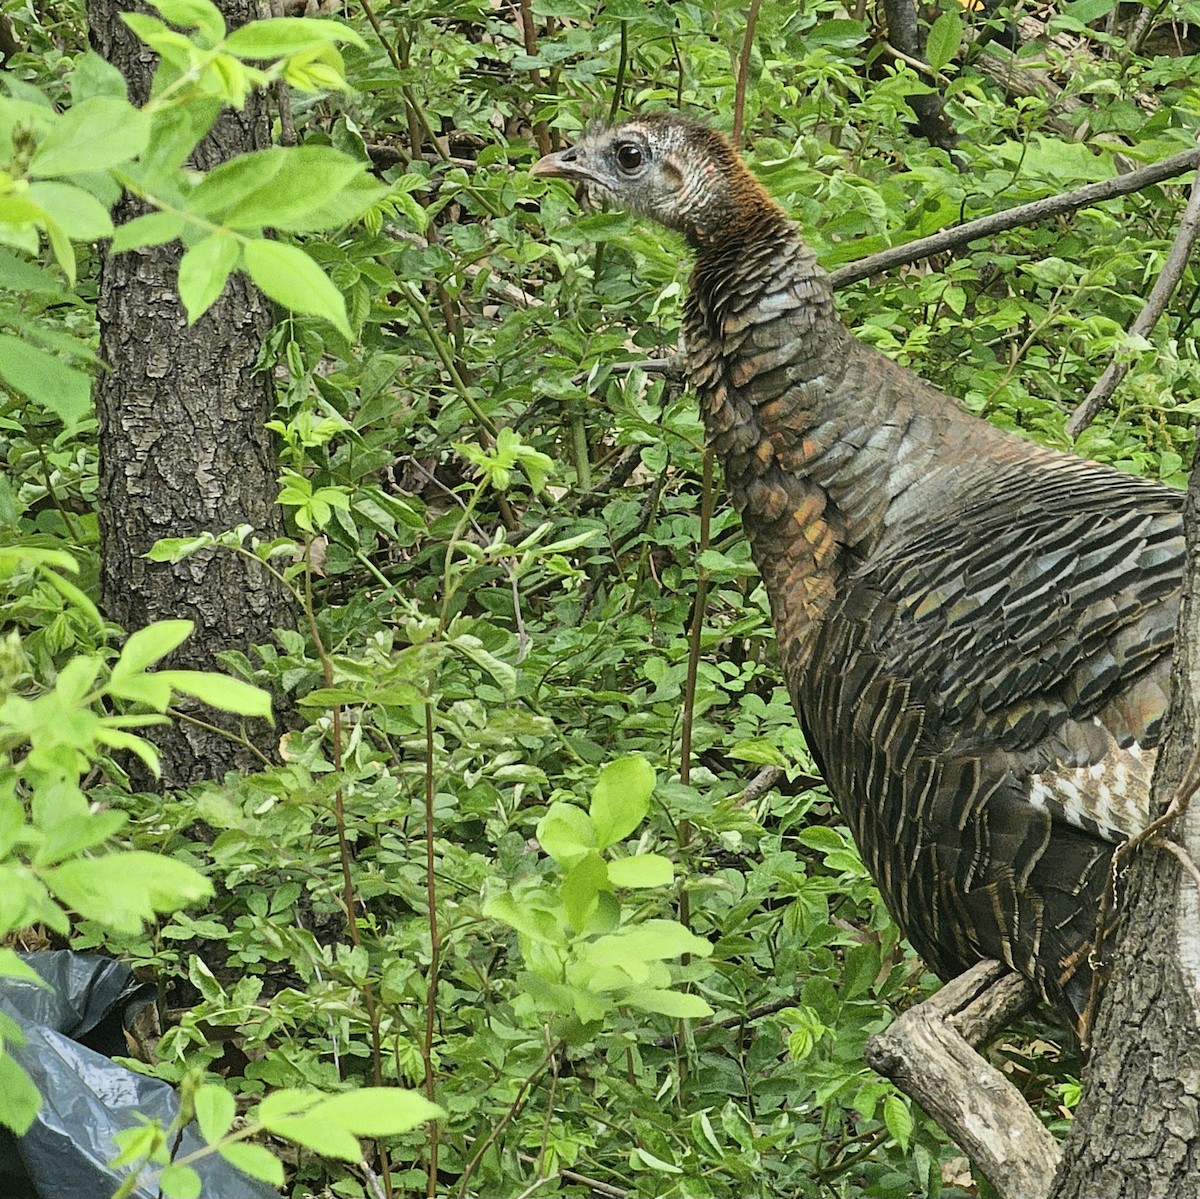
0,951,279,1199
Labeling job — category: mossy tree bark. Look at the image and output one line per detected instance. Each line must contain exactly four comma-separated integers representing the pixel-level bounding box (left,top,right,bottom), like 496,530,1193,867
88,0,288,786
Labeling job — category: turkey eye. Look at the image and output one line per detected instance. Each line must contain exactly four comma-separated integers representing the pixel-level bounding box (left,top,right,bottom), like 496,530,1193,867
616,143,644,172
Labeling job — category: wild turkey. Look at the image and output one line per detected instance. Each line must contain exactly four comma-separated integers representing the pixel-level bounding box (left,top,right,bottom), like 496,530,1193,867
532,113,1185,1038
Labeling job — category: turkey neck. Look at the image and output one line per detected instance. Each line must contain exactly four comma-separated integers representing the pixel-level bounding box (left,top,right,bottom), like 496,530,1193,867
683,207,1025,678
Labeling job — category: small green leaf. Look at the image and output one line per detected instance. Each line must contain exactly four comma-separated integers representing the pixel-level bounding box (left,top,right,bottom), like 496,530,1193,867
148,0,225,39
154,670,273,718
590,755,655,849
111,211,186,252
536,802,595,866
883,1094,913,1152
145,533,217,562
242,239,350,337
0,336,91,427
216,1142,284,1186
0,1054,41,1136
561,851,608,931
178,233,239,323
30,97,150,177
194,1084,236,1144
924,11,962,73
112,620,194,678
606,854,673,889
157,1163,202,1199
622,988,714,1018
223,17,367,58
631,1146,684,1174
307,1088,443,1136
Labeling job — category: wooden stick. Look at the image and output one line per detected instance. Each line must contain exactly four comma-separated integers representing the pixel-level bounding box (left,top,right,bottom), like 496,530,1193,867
865,960,1059,1199
830,147,1200,289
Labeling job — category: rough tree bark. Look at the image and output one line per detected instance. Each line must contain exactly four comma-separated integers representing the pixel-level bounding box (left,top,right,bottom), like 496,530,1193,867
88,0,288,786
1049,453,1200,1193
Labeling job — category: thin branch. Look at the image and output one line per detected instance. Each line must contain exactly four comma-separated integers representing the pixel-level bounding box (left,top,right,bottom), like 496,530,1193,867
732,0,763,148
1065,142,1200,436
830,146,1200,289
736,764,783,806
423,701,442,1199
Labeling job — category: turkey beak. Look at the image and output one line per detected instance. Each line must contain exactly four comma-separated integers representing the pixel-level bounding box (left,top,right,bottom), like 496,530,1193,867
531,146,592,183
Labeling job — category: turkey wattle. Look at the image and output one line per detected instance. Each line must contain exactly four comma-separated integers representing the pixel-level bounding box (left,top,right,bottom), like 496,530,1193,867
532,113,1183,1037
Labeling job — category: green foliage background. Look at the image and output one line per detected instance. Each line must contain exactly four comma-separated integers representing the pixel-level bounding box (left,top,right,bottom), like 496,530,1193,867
3,0,1200,1194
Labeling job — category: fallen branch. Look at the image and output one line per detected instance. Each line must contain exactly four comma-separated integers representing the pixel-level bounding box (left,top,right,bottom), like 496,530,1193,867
1065,137,1200,436
830,146,1200,288
865,960,1056,1199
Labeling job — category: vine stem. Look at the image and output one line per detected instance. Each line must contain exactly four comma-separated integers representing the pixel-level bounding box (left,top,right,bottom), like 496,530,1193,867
423,701,442,1198
675,449,714,1069
298,539,392,1196
732,0,763,147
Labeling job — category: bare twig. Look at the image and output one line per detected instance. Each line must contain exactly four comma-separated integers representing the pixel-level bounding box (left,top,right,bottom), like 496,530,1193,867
1065,142,1200,436
831,146,1200,289
736,765,783,806
732,0,763,148
865,961,1055,1199
880,40,950,85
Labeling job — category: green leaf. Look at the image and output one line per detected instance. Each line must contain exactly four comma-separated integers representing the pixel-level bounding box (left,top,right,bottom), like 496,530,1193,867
536,802,595,866
0,336,91,426
0,949,43,987
177,233,239,323
188,146,371,232
216,1142,284,1186
71,52,130,102
25,181,113,242
606,854,673,889
883,1094,913,1152
111,211,186,253
149,0,225,39
842,941,881,999
483,892,564,946
631,1146,684,1174
154,670,273,718
145,533,217,562
591,921,712,965
0,249,63,293
307,1088,443,1136
796,826,847,853
259,1113,360,1160
158,1163,202,1199
924,11,962,73
242,239,350,337
223,17,367,59
590,755,655,849
561,851,608,931
112,620,194,678
30,97,150,177
622,988,714,1018
0,1054,41,1136
44,852,213,934
194,1084,236,1144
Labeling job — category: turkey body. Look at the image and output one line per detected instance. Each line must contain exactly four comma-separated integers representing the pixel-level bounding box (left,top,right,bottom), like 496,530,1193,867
533,114,1185,1033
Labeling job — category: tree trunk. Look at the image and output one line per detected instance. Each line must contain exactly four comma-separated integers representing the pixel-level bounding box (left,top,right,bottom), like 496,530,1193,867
89,0,288,786
1050,456,1200,1194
